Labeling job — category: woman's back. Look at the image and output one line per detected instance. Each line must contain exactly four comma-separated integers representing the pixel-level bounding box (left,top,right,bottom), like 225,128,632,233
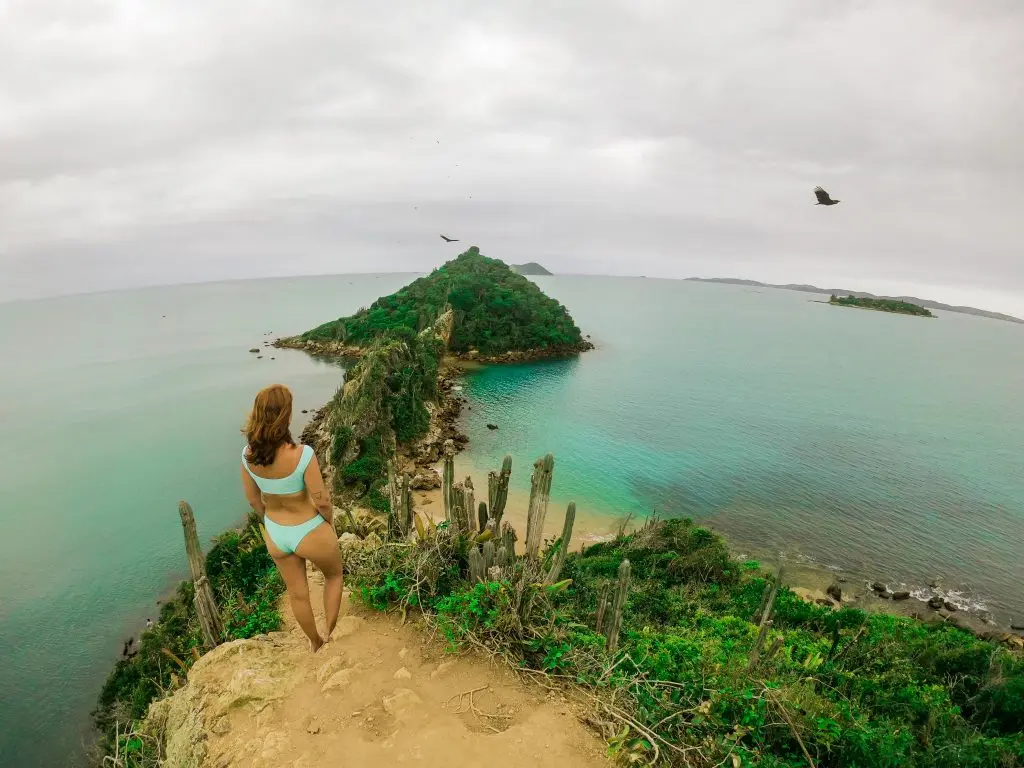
244,443,318,521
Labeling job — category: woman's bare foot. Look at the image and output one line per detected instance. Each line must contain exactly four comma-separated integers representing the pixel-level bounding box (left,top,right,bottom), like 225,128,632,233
310,635,326,653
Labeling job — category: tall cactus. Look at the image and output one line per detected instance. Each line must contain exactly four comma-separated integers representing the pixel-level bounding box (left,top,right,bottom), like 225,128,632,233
482,540,495,572
399,472,412,537
451,481,466,534
524,453,555,561
605,559,631,653
595,581,611,633
386,460,401,539
462,476,475,535
500,521,517,556
487,454,512,529
442,439,455,525
477,502,488,534
468,546,485,583
545,502,576,583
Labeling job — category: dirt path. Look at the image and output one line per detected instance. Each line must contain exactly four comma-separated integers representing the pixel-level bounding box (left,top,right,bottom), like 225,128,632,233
163,563,608,768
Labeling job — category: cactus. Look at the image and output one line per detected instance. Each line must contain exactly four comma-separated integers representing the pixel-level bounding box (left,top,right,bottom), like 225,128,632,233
524,453,555,561
482,540,495,572
442,439,455,524
495,544,513,568
386,460,400,539
545,502,576,583
605,558,631,653
399,472,412,537
451,481,466,534
500,521,517,556
487,454,512,529
477,502,488,534
462,476,475,535
595,581,611,633
468,546,486,583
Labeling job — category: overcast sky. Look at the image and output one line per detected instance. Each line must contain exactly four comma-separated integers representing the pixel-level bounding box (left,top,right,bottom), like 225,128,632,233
2,0,1022,313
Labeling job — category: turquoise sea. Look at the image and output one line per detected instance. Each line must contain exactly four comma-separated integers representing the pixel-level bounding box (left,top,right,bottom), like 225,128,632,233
1,274,1023,766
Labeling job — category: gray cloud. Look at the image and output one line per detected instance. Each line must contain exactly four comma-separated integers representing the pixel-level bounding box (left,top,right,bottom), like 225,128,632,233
1,0,1022,313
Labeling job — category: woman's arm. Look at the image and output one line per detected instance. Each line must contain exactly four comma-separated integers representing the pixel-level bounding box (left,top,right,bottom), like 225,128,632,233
240,464,266,518
304,453,333,524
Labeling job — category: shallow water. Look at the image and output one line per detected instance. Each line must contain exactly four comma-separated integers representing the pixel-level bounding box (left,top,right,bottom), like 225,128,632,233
1,273,1022,765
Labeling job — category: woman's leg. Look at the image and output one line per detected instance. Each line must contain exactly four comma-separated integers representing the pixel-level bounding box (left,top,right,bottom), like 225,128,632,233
262,528,323,651
295,521,344,639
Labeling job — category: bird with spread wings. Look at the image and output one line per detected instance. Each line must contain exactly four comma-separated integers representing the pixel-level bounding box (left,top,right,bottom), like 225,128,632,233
813,186,840,206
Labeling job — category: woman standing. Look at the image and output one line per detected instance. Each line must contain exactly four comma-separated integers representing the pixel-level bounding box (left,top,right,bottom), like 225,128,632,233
240,384,343,651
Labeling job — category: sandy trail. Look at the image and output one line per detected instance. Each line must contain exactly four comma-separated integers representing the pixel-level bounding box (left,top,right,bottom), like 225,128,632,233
193,563,608,768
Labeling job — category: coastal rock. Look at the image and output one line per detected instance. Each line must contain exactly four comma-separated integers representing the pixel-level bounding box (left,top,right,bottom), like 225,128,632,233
870,581,887,593
486,423,498,430
927,596,945,610
410,470,442,490
891,590,911,601
1011,622,1024,631
815,598,835,608
943,601,957,613
826,584,842,602
249,348,259,353
878,590,893,600
142,637,300,768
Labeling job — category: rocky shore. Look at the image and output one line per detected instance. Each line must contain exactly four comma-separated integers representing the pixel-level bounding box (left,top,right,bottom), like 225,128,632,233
275,335,595,365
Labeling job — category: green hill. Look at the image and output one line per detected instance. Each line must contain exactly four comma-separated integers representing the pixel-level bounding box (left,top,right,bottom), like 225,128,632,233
302,247,585,356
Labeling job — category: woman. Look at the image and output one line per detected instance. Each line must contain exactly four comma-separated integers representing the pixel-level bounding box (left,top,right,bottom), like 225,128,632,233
240,384,342,652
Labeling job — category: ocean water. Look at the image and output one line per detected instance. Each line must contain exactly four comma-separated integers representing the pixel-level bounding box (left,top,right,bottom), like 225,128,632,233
1,274,1022,765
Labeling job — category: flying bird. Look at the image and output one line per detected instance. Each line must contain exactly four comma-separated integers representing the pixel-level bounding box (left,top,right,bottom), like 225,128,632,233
814,186,840,206
440,234,459,242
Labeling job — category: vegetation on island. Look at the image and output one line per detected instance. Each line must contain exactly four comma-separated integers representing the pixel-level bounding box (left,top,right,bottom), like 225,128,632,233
352,495,1024,768
93,516,284,765
301,247,584,355
324,314,449,511
302,248,588,511
829,293,935,317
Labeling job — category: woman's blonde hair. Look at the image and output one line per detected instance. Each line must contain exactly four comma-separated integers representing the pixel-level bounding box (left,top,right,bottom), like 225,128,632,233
243,384,295,465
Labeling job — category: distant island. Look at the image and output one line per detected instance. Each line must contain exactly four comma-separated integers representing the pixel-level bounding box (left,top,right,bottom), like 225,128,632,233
829,294,935,317
511,262,553,276
687,278,1024,325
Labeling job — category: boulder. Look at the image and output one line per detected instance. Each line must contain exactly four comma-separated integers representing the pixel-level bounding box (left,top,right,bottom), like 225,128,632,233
927,596,945,610
1010,622,1024,631
249,348,259,353
878,590,893,600
815,598,835,608
410,470,442,490
486,423,499,430
870,581,887,593
943,601,957,613
891,591,911,601
826,583,842,602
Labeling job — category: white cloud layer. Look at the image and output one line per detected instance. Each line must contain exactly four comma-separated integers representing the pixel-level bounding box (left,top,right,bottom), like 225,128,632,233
1,1,1022,313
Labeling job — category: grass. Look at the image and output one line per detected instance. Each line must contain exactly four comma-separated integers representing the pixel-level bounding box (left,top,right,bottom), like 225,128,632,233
349,515,1024,767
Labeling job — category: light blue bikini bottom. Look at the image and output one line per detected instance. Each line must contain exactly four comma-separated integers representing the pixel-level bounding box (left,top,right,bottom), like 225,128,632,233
264,514,325,555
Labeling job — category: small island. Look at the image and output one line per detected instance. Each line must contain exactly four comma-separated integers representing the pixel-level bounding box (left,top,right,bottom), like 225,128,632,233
829,294,935,317
511,261,553,276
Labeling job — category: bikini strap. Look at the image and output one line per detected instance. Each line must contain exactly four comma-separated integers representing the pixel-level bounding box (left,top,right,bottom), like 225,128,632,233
296,444,315,474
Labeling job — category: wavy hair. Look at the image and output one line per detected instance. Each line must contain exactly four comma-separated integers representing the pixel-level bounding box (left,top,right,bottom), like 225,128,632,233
243,384,295,466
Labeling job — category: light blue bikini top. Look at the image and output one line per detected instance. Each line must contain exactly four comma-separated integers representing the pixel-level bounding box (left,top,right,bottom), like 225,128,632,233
242,444,314,495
